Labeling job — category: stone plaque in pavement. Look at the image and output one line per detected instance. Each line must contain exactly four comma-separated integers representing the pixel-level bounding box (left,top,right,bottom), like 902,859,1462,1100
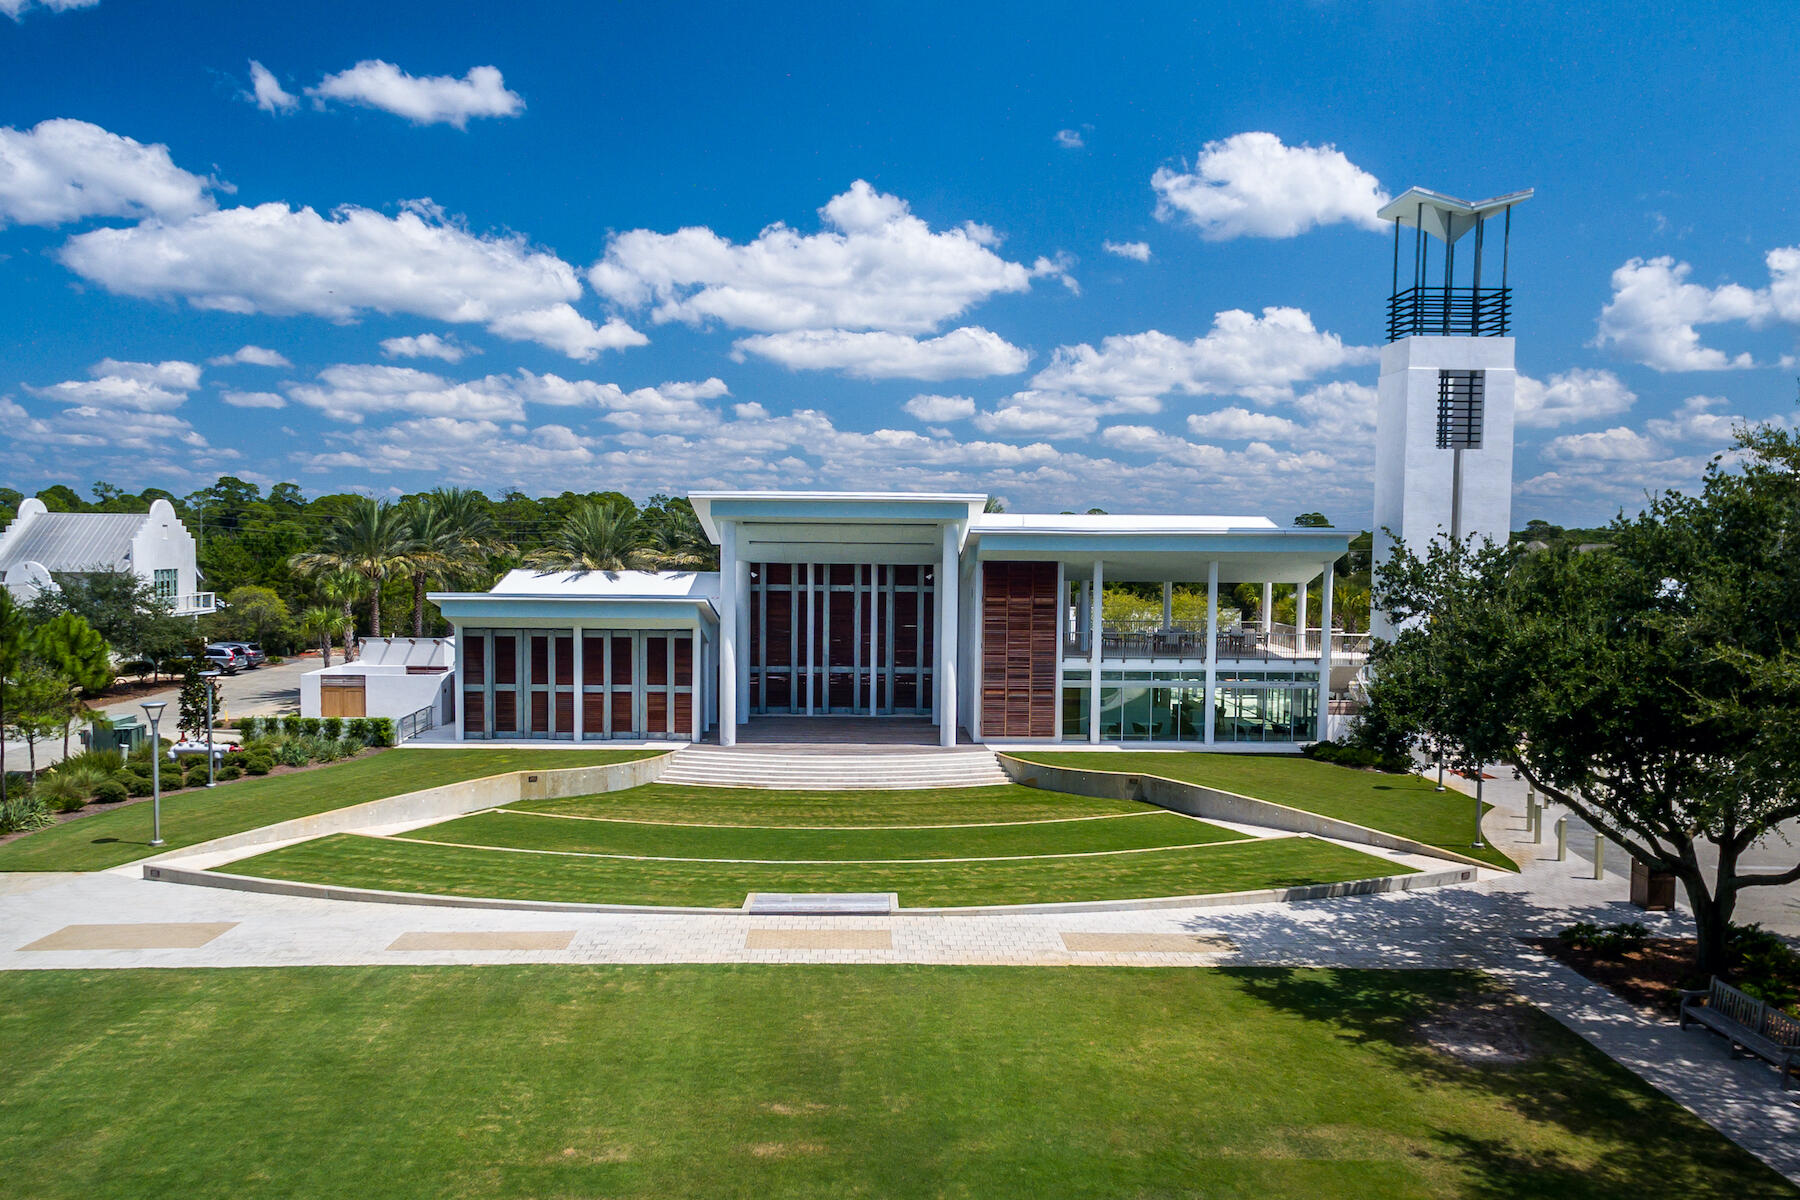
20,922,238,951
743,892,897,915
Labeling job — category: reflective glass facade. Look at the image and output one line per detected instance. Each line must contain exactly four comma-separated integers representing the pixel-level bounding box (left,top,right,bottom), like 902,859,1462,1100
1059,670,1319,743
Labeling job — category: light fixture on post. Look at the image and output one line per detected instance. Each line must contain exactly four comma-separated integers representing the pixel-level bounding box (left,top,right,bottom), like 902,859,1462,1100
200,669,222,788
141,700,167,846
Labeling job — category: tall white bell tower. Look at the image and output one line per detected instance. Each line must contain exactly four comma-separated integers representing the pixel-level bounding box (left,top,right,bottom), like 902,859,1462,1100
1371,187,1531,641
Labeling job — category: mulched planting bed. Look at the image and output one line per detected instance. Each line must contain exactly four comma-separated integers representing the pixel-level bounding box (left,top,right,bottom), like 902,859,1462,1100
1523,937,1702,1018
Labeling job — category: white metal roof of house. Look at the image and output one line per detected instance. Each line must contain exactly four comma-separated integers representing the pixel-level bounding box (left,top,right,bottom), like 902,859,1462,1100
0,511,145,573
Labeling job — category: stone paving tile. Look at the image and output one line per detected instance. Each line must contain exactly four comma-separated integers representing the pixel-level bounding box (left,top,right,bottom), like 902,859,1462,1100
388,930,576,951
19,921,237,951
1059,931,1235,954
745,929,893,950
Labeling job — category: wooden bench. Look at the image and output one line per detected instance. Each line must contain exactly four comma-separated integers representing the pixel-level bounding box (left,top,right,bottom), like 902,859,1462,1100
1678,976,1800,1089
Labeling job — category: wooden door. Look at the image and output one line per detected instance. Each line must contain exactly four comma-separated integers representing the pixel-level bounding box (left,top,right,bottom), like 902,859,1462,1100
320,677,366,718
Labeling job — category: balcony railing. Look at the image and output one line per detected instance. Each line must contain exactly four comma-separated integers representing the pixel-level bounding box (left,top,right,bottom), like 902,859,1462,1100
1063,623,1371,662
1387,285,1511,340
173,591,216,616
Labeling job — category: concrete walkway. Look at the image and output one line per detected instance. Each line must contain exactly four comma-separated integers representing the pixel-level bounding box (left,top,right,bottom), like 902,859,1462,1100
1,776,1797,1181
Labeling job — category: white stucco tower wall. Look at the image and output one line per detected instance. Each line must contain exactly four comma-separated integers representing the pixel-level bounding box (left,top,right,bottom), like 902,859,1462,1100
1371,335,1515,640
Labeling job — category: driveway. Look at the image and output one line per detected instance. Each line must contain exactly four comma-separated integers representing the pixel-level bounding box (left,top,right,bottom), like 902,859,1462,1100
5,654,317,771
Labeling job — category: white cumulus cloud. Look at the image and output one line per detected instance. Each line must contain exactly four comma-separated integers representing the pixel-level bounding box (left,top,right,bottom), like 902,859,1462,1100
208,344,291,368
1186,405,1301,441
733,326,1029,381
903,393,976,421
25,358,201,412
380,333,474,362
1102,240,1151,262
1594,256,1763,372
589,180,1058,334
220,390,287,409
1544,426,1662,462
0,118,217,228
247,61,298,113
1514,368,1635,429
1031,306,1374,403
307,61,524,128
1054,129,1084,149
59,200,642,360
1,0,97,20
1151,131,1388,240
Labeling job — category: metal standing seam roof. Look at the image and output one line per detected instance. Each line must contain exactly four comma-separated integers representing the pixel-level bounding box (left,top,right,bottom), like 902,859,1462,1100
0,512,146,573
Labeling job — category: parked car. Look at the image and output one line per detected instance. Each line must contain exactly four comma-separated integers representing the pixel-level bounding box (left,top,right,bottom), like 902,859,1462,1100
216,641,266,669
202,644,243,674
167,739,241,761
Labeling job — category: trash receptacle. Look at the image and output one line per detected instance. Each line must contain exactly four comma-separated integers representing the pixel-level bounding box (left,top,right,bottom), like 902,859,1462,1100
1630,858,1677,911
111,715,145,754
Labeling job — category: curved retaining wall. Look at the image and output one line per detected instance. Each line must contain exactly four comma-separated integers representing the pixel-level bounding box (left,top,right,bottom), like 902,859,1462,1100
996,755,1497,872
140,752,674,871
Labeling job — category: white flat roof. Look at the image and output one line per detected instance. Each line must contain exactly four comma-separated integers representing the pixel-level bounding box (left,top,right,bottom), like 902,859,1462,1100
972,513,1280,534
486,569,719,599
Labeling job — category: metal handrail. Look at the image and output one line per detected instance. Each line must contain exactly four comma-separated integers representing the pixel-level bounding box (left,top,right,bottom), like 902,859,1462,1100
1387,285,1511,340
395,704,436,743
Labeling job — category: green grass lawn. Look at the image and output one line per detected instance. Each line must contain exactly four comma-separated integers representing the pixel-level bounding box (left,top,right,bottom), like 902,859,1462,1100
1013,751,1518,871
0,966,1788,1200
515,781,1147,825
404,806,1240,860
0,748,662,872
218,829,1404,907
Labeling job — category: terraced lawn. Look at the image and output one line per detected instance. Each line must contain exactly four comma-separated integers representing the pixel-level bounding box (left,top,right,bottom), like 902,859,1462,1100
1011,751,1518,870
0,748,663,872
515,781,1141,826
2,966,1790,1199
218,828,1404,908
404,806,1238,860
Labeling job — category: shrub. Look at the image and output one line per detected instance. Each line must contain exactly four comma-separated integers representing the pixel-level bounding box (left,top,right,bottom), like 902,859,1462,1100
275,741,310,768
1728,923,1800,1013
321,716,344,740
56,750,125,779
0,792,51,834
238,716,261,741
281,715,304,737
123,773,152,797
367,717,395,748
181,759,213,786
335,737,362,760
215,765,243,782
1560,920,1649,958
267,655,285,665
245,754,274,776
1302,739,1412,773
92,779,129,805
43,761,113,801
300,717,322,737
119,658,154,678
35,773,89,813
346,717,371,745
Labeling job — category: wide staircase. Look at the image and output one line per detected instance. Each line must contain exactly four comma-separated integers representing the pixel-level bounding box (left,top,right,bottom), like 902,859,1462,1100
658,745,1014,791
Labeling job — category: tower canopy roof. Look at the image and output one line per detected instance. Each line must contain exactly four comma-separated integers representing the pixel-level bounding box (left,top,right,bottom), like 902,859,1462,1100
1377,187,1532,244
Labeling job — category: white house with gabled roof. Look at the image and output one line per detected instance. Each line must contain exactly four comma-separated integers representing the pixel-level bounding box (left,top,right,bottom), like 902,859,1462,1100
0,497,215,615
430,491,1353,749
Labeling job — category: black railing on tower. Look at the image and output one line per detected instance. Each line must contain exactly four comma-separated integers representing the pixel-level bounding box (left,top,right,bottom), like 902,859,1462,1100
1386,285,1511,341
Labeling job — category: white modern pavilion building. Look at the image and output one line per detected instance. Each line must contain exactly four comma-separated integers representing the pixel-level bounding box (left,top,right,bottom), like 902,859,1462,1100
431,491,1352,748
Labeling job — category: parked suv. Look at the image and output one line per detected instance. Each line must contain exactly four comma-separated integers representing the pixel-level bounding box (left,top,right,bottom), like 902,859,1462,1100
202,644,243,674
216,641,266,669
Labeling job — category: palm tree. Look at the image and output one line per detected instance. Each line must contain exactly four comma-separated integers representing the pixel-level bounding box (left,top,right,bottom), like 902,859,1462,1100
638,499,714,570
298,606,345,667
290,497,415,642
317,572,364,661
525,501,649,574
403,488,502,636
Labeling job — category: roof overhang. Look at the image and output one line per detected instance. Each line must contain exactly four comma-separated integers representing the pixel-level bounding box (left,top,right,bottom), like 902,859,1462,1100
689,491,987,561
428,592,719,627
970,527,1352,584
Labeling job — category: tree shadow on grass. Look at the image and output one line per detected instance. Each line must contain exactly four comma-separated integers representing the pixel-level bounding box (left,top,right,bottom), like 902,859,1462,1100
1219,967,1797,1198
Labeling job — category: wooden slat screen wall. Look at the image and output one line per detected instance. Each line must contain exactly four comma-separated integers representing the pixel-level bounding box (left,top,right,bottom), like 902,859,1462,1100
981,561,1059,738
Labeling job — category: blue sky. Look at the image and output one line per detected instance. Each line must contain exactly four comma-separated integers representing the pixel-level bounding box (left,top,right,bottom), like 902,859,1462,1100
3,0,1797,526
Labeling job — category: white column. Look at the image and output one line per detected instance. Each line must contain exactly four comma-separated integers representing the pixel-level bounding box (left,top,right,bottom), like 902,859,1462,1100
1316,563,1335,742
571,624,584,742
969,559,983,739
1261,582,1273,635
690,624,702,743
1088,559,1103,743
734,554,751,724
937,523,959,747
805,564,816,716
1076,580,1090,650
453,624,466,741
1162,580,1173,628
1203,559,1219,745
1296,577,1309,656
718,520,738,746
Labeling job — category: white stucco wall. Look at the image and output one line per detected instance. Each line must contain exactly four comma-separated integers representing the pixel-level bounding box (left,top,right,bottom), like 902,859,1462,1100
130,498,202,602
300,661,454,725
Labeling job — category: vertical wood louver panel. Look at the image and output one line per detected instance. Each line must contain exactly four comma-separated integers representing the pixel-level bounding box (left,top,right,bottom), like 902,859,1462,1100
981,561,1059,738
